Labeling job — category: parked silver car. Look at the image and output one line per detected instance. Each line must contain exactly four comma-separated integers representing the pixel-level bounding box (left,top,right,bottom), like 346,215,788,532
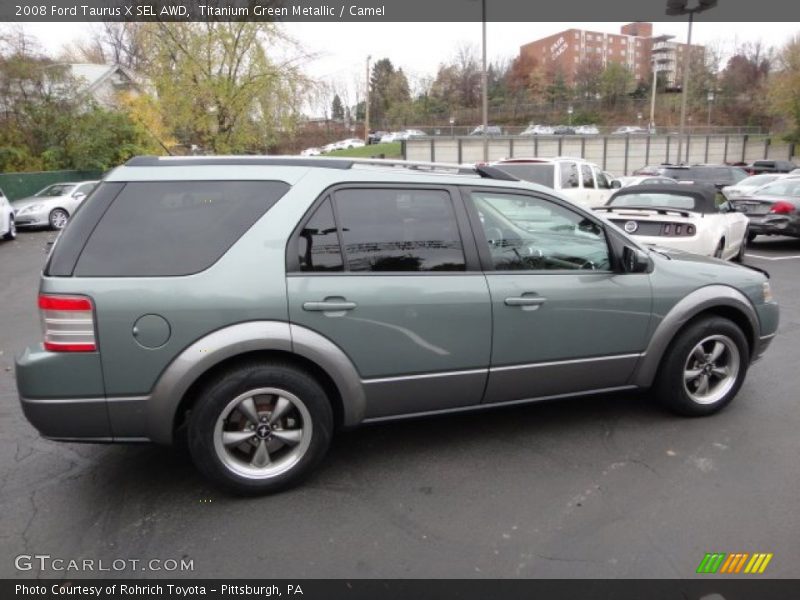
12,181,99,230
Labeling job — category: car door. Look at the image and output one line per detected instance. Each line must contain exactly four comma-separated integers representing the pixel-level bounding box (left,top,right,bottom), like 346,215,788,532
286,185,492,419
592,166,614,205
463,188,653,405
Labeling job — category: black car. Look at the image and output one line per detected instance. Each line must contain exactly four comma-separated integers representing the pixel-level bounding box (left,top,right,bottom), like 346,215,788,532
746,160,797,175
552,125,576,135
367,130,388,145
633,164,749,191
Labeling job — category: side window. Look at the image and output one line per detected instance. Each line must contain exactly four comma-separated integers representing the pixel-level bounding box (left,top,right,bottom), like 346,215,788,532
581,164,596,189
74,181,289,277
335,188,465,272
594,167,611,189
560,162,579,189
469,191,611,271
298,198,343,272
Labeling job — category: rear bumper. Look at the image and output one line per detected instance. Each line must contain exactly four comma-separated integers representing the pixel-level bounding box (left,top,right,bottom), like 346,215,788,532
16,345,151,443
747,215,800,237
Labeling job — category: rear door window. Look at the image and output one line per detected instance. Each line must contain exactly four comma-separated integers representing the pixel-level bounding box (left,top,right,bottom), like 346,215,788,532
73,181,289,277
493,164,554,188
297,198,344,272
334,188,465,272
560,162,580,189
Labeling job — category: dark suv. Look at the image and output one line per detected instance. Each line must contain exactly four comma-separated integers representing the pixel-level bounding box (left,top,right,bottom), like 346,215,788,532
634,164,749,190
15,156,778,495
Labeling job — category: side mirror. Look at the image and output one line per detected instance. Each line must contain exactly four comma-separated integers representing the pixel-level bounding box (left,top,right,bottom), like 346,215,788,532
622,245,652,273
73,192,86,202
610,180,622,189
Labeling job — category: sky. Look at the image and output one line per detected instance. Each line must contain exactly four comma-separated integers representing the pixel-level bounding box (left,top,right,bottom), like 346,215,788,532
15,21,800,114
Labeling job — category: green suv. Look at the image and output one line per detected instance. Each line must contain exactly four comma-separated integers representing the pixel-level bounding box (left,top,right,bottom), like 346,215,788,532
16,156,779,494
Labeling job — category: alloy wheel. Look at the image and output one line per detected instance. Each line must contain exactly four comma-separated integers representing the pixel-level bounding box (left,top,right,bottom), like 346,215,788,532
683,335,740,405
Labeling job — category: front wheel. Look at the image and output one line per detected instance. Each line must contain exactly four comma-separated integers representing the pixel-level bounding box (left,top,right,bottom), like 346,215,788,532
49,208,69,230
188,362,333,495
654,316,749,416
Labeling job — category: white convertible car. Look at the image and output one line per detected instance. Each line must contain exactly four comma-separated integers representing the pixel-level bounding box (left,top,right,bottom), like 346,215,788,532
594,183,749,261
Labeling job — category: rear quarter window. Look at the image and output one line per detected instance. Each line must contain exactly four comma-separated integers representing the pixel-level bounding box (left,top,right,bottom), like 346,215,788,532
70,180,289,277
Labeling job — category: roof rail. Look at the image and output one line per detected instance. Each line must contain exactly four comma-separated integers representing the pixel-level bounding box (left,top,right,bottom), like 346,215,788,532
123,155,520,181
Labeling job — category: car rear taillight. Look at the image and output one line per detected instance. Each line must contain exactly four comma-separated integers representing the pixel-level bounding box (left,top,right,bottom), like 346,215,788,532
769,201,795,215
38,294,97,352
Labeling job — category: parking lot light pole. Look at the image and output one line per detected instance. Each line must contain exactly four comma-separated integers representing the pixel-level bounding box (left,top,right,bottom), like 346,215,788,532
707,90,715,128
567,105,573,127
364,55,371,144
666,0,717,164
481,0,488,161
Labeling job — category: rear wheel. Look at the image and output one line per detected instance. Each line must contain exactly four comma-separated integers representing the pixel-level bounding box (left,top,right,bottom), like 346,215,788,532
2,217,15,240
713,239,725,259
654,316,749,416
188,362,333,495
747,231,757,243
733,230,748,262
49,208,69,230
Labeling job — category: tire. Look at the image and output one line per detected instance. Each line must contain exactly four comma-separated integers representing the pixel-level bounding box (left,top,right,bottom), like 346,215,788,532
188,362,333,495
654,316,749,417
713,239,725,259
747,231,757,243
732,230,747,263
2,217,15,241
49,208,69,230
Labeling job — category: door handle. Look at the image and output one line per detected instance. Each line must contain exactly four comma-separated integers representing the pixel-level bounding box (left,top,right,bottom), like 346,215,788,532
505,296,546,309
302,300,357,312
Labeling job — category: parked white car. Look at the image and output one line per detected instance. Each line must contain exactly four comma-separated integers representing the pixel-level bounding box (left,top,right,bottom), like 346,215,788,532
1,187,15,241
402,129,427,139
595,183,749,261
721,174,784,199
380,132,406,143
520,124,554,136
491,157,616,208
300,147,321,157
12,180,99,230
574,125,600,135
338,138,365,149
612,126,650,135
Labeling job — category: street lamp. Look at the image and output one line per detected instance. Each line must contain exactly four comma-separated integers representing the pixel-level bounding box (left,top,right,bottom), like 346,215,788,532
666,0,718,164
450,116,455,138
637,112,643,128
364,55,371,144
567,105,573,127
481,0,488,161
707,90,715,128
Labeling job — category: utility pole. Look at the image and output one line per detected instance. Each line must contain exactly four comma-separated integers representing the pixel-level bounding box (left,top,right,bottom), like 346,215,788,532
676,12,693,164
364,55,371,144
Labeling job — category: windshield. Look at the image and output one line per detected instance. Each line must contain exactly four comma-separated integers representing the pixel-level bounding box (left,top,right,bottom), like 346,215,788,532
609,193,697,210
36,184,75,197
740,174,780,187
494,164,555,188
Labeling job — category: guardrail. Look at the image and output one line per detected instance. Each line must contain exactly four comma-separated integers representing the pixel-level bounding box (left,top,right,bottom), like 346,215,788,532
404,134,796,176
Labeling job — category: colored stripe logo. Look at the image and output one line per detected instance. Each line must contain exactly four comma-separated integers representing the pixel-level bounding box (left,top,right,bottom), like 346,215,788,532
697,552,773,574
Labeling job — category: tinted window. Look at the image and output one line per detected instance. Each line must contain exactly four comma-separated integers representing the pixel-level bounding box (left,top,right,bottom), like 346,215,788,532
74,182,96,196
74,181,288,277
470,191,610,271
494,164,554,188
335,189,465,272
581,164,595,189
755,179,800,197
298,198,343,272
560,162,579,189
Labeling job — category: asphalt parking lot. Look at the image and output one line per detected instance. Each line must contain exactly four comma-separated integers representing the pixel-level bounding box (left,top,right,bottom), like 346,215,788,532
1,229,798,579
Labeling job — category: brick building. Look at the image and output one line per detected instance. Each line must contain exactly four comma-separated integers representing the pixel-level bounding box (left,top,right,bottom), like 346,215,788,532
519,22,703,88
